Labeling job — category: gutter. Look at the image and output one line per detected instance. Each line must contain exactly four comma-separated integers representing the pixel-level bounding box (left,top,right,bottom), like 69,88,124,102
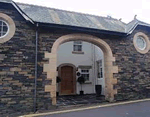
34,23,39,113
38,23,127,37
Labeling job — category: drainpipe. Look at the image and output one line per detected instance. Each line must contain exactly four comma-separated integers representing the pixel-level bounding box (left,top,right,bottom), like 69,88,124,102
91,44,96,93
34,23,39,113
93,45,96,93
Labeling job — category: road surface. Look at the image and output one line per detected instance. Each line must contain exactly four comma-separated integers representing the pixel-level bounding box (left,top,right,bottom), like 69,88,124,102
41,101,150,117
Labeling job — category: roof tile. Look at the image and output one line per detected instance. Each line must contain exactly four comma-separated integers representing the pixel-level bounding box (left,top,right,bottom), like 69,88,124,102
17,3,126,33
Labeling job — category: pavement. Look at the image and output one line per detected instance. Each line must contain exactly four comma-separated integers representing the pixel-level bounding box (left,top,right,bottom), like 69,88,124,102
21,98,150,117
57,94,105,106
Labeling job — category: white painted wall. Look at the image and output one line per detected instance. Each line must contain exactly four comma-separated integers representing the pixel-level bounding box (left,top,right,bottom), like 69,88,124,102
94,46,105,95
57,41,105,95
57,41,93,66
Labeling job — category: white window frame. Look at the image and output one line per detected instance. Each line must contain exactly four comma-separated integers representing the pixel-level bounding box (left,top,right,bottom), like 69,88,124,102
136,36,146,50
97,60,103,78
81,69,89,81
73,41,82,52
0,13,16,44
133,32,150,54
0,19,9,38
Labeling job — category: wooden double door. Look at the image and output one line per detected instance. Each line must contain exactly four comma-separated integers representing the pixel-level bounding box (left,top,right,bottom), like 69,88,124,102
60,66,75,95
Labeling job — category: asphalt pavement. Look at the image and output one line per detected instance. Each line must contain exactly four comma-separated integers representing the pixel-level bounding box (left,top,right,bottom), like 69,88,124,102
40,101,150,117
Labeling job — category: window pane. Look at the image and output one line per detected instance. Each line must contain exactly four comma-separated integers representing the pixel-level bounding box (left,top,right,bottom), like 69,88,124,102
82,74,89,81
74,41,82,44
74,45,78,51
85,77,89,81
0,21,2,26
136,36,146,50
100,72,103,78
81,70,89,72
100,68,102,72
2,22,7,26
98,73,100,78
97,62,100,78
78,45,82,51
81,69,89,81
73,41,82,52
74,45,82,52
3,26,8,32
97,61,103,78
0,20,8,38
100,68,103,78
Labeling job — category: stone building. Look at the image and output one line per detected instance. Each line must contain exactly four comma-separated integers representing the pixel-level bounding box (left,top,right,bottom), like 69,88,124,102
1,0,150,116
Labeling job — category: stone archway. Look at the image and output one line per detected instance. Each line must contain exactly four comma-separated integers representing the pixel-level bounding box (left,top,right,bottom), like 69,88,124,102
44,34,118,105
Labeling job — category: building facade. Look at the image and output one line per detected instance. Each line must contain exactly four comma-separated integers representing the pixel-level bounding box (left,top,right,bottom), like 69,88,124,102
57,41,105,95
1,0,150,116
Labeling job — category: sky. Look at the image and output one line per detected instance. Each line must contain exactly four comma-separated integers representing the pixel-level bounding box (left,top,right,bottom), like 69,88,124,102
13,0,150,24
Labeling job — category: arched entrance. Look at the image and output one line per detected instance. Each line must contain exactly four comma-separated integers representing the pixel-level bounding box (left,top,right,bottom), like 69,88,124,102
57,63,77,95
44,34,118,105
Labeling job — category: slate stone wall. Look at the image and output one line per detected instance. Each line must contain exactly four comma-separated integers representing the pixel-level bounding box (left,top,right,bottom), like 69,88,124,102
113,27,150,101
38,26,150,102
0,4,51,117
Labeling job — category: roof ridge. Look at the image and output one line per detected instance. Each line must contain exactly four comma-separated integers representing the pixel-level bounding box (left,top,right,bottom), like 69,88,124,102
136,19,150,25
16,2,120,22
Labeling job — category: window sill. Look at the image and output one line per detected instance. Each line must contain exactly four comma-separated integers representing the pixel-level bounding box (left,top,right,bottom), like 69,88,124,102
72,51,84,54
84,81,92,84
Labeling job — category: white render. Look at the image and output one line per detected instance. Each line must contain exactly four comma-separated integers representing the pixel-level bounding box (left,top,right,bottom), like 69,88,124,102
57,41,105,95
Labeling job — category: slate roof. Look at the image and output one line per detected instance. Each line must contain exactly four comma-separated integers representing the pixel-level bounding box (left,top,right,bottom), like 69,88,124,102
0,0,11,3
1,0,150,34
126,19,150,33
16,3,126,33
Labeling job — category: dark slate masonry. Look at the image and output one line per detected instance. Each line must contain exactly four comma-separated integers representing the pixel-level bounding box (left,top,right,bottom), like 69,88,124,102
0,3,51,117
114,26,150,101
1,1,150,117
